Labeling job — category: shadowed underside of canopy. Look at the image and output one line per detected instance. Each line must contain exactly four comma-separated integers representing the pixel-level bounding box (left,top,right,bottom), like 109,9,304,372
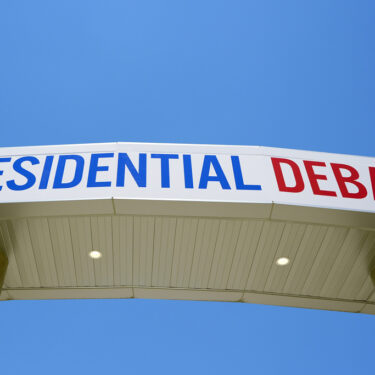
1,199,375,315
1,143,375,314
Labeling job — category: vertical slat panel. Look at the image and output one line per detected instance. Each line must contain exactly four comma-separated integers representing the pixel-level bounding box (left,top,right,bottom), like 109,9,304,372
302,226,348,296
264,223,306,293
338,232,375,300
0,221,22,288
170,217,198,287
245,221,285,291
283,225,328,295
91,216,114,286
28,218,59,287
189,218,220,289
227,220,264,290
208,220,242,289
7,219,40,287
113,216,133,286
133,216,154,286
69,216,95,286
320,229,368,298
48,217,77,287
1,209,375,311
152,216,176,287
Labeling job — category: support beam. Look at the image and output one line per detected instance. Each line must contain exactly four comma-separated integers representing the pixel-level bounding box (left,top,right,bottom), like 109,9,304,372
0,248,8,294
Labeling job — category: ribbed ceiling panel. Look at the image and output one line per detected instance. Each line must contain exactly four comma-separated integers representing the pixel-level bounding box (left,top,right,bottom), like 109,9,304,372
8,219,40,288
69,216,95,287
1,214,375,313
152,216,176,287
226,220,263,291
133,216,154,287
0,221,22,288
48,217,77,287
170,217,198,288
245,221,285,291
28,218,58,287
112,215,133,286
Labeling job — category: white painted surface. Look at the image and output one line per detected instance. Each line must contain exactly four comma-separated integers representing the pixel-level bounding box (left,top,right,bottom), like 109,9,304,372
0,142,374,213
0,143,375,314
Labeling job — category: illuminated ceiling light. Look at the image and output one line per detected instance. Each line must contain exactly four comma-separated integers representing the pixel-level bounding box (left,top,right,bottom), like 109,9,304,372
276,257,290,266
89,250,102,259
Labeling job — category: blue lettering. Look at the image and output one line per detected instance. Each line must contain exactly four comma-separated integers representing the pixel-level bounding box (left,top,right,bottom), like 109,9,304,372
87,153,114,187
231,156,262,190
183,154,194,189
151,154,179,188
53,155,84,189
39,155,54,189
0,157,11,191
117,153,147,187
199,155,230,190
7,156,40,191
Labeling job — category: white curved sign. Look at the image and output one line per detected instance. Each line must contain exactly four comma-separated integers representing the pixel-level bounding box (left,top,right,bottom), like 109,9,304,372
0,143,374,213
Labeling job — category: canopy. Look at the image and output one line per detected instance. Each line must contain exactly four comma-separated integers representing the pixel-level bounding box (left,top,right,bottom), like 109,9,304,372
1,142,374,314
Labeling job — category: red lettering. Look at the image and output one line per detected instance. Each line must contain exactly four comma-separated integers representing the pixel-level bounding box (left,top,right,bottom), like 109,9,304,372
271,158,304,193
370,167,375,200
330,163,367,199
303,160,336,197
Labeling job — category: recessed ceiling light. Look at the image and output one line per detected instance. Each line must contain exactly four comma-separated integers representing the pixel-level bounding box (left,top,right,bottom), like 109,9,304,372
89,250,102,259
276,257,290,266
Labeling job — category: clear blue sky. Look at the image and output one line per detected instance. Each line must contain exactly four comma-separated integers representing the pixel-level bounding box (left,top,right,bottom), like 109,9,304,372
1,1,375,374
